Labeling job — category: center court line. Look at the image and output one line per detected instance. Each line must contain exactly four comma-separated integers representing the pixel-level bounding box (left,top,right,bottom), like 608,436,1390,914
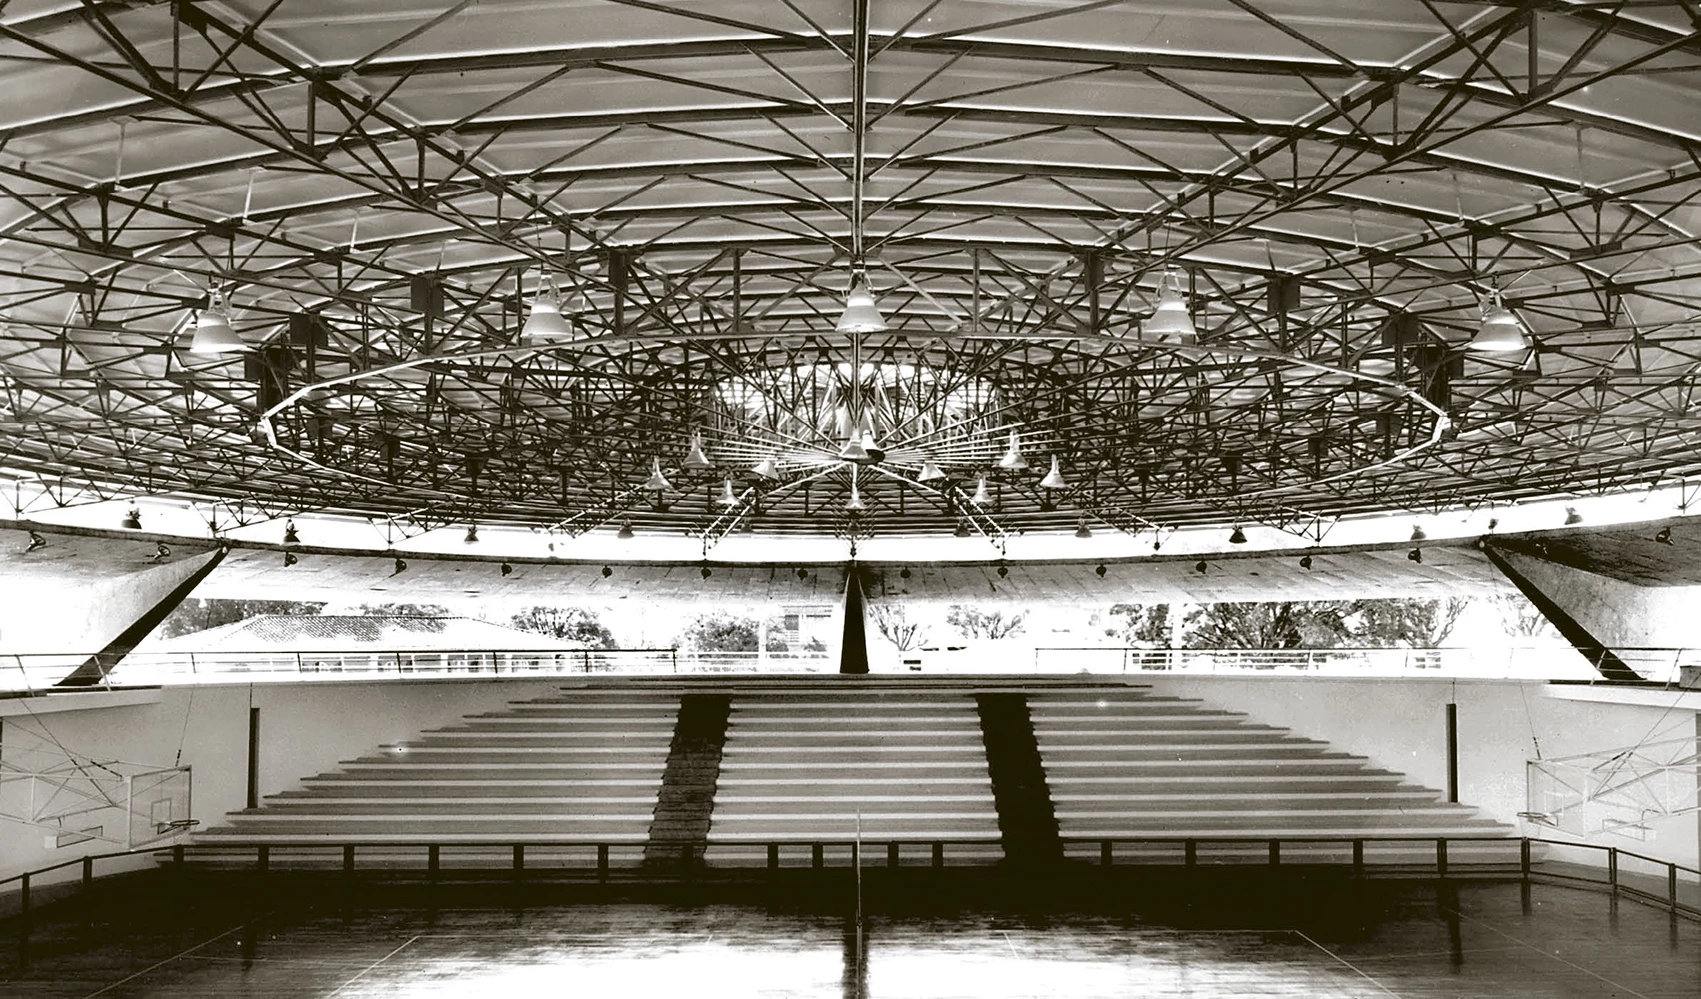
325,935,421,997
1292,930,1405,999
82,920,258,998
1444,909,1652,999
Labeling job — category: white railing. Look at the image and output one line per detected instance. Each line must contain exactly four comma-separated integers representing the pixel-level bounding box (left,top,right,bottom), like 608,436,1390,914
0,648,839,691
1025,645,1693,682
5,644,1696,691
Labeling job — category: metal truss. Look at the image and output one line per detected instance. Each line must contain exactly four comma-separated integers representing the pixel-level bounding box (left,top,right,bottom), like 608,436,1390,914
2,3,1701,540
1525,724,1701,841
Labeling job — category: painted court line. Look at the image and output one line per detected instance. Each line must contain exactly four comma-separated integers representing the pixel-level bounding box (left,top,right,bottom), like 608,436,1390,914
1445,909,1652,999
81,921,256,998
325,935,421,997
1292,930,1405,999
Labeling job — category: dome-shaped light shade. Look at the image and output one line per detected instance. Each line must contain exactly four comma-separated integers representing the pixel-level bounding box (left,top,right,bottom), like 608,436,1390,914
642,457,672,492
616,521,634,539
838,431,868,462
835,281,887,333
283,519,300,545
1143,286,1196,340
1470,307,1526,351
1228,526,1248,544
715,478,739,506
970,475,992,506
522,296,572,339
1038,455,1068,490
954,520,972,538
121,506,142,530
190,306,246,353
1074,519,1092,539
464,525,479,544
917,458,945,482
997,431,1028,471
683,434,714,471
751,455,780,480
845,481,866,511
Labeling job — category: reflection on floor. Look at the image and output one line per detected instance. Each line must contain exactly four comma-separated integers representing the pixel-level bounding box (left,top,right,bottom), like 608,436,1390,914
1,880,1696,998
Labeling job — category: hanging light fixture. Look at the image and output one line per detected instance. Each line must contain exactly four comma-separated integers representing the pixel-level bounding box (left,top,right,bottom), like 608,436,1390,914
283,519,300,545
464,524,479,544
997,431,1028,471
1039,456,1068,490
715,478,739,506
1564,506,1583,526
500,562,513,576
1407,548,1424,563
683,433,714,471
1228,526,1248,544
283,551,298,567
751,455,780,480
121,504,142,530
521,272,573,340
392,557,407,575
845,479,866,512
1194,559,1208,574
954,520,972,538
1074,516,1092,539
190,287,247,353
616,521,635,540
917,458,945,482
1143,272,1196,342
970,475,992,506
835,278,886,333
1410,524,1427,542
24,531,46,553
1299,554,1313,570
838,429,869,463
1655,526,1675,545
641,457,672,492
1470,290,1527,351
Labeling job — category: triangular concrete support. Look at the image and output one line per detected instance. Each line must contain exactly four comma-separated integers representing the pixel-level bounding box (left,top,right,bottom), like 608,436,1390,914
839,567,870,675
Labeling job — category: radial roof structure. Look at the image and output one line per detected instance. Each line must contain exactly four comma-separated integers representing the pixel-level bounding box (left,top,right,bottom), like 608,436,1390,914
3,1,1701,558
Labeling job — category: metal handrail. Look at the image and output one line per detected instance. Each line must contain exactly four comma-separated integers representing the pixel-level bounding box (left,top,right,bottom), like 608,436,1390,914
3,835,1696,935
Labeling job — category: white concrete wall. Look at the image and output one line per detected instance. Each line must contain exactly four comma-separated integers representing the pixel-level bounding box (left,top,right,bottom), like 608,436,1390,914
0,678,570,881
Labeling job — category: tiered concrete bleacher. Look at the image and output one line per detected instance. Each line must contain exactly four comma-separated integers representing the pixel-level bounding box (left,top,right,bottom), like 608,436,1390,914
702,682,1004,866
191,687,679,868
1029,687,1515,865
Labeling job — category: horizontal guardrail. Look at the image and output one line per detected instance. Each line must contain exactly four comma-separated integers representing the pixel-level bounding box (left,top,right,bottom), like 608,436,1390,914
8,645,1700,691
1,648,839,691
2,835,1696,935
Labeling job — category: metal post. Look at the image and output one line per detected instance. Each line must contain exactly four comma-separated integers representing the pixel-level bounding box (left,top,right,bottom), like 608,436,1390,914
931,841,943,869
1101,840,1113,867
427,844,439,880
1269,840,1280,866
1608,848,1618,890
1436,839,1448,879
173,843,185,866
812,842,824,868
344,844,355,876
768,844,779,870
257,845,269,873
887,842,899,868
1353,839,1365,874
512,844,524,875
1520,838,1531,879
1185,840,1198,867
1670,864,1679,912
597,844,609,881
82,856,93,894
18,872,28,934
